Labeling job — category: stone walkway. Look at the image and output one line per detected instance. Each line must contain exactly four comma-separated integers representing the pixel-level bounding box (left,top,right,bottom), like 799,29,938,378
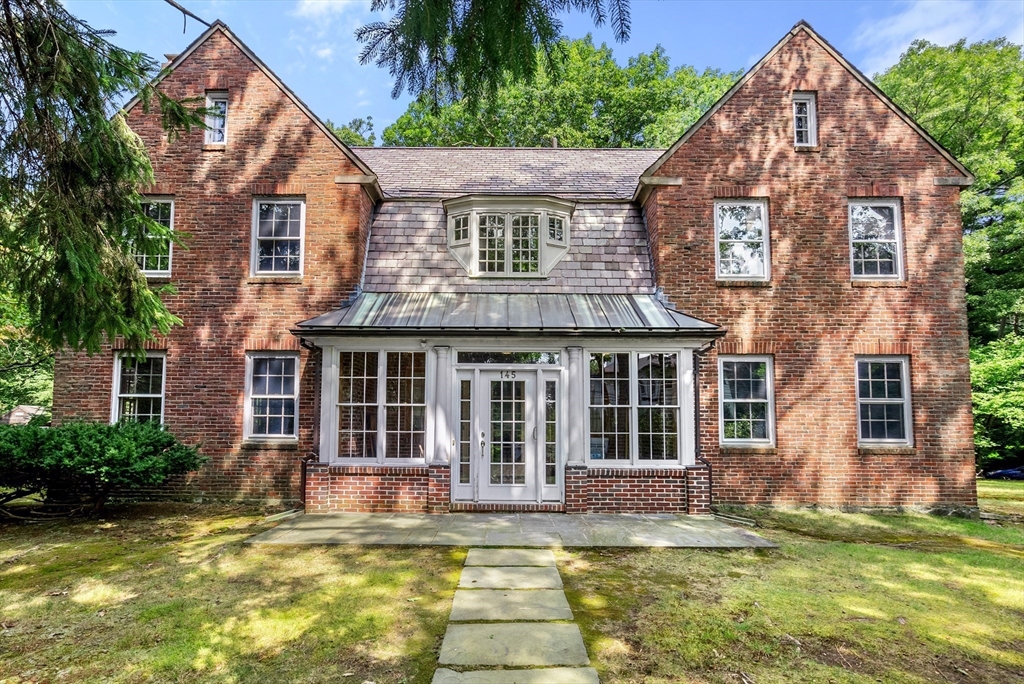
247,513,776,548
433,548,598,684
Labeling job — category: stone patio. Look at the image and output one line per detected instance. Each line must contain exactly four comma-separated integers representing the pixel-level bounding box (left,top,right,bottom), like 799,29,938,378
246,512,776,548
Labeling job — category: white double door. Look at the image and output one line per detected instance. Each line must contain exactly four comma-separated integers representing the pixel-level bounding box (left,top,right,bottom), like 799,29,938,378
454,369,560,503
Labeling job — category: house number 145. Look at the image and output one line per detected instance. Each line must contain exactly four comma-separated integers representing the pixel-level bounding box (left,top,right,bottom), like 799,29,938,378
500,371,517,379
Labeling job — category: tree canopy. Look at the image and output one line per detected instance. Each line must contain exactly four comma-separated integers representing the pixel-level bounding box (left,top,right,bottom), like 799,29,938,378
356,0,631,105
326,117,377,146
1,0,205,354
877,37,1024,468
382,36,739,148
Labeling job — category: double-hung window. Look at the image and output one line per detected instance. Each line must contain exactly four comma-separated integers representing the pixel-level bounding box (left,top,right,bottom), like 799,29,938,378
849,200,903,279
252,199,305,275
589,351,683,464
112,353,166,424
715,200,770,280
719,356,774,445
856,357,912,445
245,353,299,440
135,200,173,277
793,92,817,146
205,92,227,144
334,351,428,462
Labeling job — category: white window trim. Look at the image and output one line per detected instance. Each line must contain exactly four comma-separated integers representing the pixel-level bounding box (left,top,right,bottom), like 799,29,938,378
138,198,174,278
793,92,817,147
585,350,688,468
848,199,904,281
243,352,300,441
250,198,306,277
204,91,228,144
714,199,771,282
718,355,776,447
110,351,167,425
443,196,574,278
856,356,913,447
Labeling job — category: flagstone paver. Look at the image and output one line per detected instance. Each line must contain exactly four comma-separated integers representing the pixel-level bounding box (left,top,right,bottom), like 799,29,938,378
465,548,557,566
438,623,590,667
449,589,573,621
431,667,600,684
459,566,563,589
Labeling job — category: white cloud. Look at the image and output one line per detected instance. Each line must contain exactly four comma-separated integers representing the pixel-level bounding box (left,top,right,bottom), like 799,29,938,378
315,45,335,59
852,0,1024,76
294,0,362,18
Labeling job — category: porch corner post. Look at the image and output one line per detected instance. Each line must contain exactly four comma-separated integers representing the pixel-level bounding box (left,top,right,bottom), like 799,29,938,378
432,345,452,465
427,346,452,513
565,346,588,513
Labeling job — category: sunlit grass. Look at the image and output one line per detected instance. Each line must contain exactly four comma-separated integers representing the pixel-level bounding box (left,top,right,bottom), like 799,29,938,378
561,505,1024,683
978,479,1024,517
0,504,462,683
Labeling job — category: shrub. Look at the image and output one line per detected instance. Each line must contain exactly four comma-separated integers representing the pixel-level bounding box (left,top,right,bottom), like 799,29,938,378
0,421,206,513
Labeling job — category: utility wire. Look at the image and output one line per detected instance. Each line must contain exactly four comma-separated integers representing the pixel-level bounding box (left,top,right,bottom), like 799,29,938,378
162,0,211,32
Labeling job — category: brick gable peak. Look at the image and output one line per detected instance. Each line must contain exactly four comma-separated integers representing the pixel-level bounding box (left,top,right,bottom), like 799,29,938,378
123,20,376,178
637,20,974,190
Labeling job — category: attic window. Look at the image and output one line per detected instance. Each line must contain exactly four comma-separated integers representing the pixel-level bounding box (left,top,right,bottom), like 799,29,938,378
205,92,228,144
793,92,817,146
445,196,574,278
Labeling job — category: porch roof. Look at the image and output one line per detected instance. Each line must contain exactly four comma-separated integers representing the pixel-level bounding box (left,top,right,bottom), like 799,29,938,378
293,292,722,337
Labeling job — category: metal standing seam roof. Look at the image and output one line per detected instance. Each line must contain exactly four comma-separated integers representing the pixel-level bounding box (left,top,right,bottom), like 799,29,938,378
294,293,722,337
352,147,665,200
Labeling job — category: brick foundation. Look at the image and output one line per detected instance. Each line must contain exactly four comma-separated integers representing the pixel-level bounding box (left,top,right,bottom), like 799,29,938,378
304,464,429,513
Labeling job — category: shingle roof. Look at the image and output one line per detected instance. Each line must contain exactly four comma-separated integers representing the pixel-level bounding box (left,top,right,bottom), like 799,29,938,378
362,201,655,294
296,292,721,337
353,147,664,200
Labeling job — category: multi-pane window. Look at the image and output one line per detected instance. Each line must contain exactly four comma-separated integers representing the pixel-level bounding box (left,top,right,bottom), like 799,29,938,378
637,353,678,460
247,355,299,438
589,353,631,460
511,214,540,273
544,380,557,484
385,352,426,458
337,352,378,458
453,214,470,243
205,92,227,144
849,200,903,279
548,216,565,243
793,92,817,146
458,380,472,484
715,200,770,280
113,354,165,424
856,357,911,444
134,200,173,276
489,380,526,484
478,214,506,273
719,357,774,444
253,200,304,275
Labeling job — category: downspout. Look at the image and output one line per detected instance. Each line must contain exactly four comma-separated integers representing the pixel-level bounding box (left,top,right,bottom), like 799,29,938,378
693,341,716,510
299,338,320,508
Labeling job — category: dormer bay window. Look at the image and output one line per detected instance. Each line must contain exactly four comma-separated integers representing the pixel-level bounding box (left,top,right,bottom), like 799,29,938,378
443,196,574,277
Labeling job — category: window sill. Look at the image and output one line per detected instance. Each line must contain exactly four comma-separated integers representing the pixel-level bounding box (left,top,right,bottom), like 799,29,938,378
240,439,299,451
144,275,173,283
718,445,777,455
794,145,820,153
716,280,772,288
851,279,907,288
858,445,915,456
203,144,226,152
246,276,303,284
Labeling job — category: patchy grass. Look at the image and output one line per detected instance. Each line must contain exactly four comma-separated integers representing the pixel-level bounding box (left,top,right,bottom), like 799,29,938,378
979,479,1024,517
561,507,1024,683
0,504,462,683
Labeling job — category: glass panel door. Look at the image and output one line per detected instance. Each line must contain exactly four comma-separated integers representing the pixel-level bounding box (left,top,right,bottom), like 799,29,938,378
479,371,537,501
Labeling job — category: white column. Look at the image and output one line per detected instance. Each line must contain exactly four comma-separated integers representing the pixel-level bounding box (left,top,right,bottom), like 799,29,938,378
567,346,585,465
432,346,451,464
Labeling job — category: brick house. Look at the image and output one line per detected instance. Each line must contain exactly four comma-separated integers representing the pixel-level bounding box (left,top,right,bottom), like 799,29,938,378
51,20,978,513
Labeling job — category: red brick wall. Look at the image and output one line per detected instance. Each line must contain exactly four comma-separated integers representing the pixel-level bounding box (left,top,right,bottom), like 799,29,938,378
305,464,429,513
648,30,976,508
51,29,372,503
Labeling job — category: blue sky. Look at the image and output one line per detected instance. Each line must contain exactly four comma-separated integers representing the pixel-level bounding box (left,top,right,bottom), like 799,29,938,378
67,0,1024,141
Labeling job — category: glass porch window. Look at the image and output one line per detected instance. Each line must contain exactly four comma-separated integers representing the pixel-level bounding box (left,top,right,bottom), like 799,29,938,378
337,352,378,458
637,353,679,460
385,352,426,458
589,352,631,460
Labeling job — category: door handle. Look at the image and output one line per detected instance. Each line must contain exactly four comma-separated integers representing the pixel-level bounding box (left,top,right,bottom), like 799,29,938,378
533,426,538,441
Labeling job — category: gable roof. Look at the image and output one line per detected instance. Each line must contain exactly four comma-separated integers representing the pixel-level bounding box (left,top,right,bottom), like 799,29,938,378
123,21,374,176
353,147,663,200
640,20,974,184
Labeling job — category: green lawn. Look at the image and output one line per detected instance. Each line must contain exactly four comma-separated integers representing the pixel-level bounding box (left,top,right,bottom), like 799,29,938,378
978,479,1024,517
1,485,1022,683
0,504,463,683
